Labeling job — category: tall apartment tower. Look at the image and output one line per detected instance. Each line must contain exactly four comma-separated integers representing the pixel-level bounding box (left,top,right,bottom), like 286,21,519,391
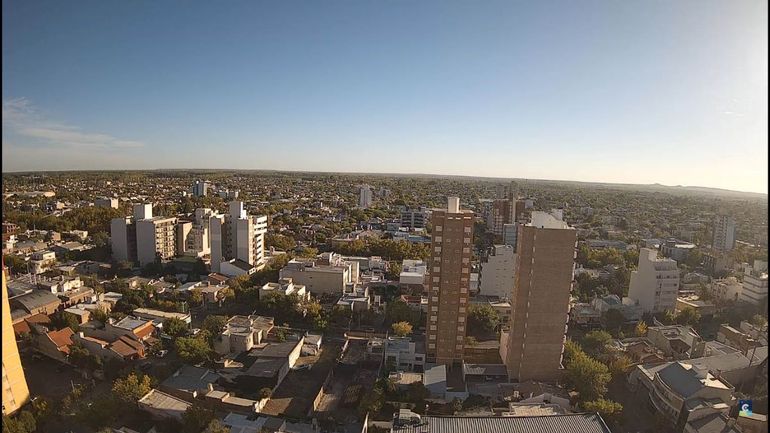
501,210,576,382
210,201,268,273
359,185,373,209
713,214,736,251
426,197,474,365
2,264,30,415
628,248,680,313
191,180,210,197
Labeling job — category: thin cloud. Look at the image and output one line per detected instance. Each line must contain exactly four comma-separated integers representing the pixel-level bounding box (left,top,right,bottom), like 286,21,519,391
2,97,144,149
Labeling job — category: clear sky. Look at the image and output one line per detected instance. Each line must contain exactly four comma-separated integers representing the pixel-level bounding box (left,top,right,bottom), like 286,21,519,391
2,0,767,193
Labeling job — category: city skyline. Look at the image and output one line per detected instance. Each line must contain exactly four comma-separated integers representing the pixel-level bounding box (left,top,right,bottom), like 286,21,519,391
3,0,768,194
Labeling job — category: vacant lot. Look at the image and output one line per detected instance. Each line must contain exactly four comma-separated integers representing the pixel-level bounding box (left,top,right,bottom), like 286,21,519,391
261,342,342,419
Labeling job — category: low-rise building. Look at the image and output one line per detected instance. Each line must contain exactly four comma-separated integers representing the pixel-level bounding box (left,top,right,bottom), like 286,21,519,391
278,257,354,295
30,251,57,274
384,337,426,372
676,296,717,318
11,290,62,317
399,259,427,288
336,285,371,312
259,278,309,301
647,325,705,360
711,277,743,303
35,327,75,363
389,412,612,433
590,294,643,322
741,273,768,306
138,389,192,421
132,308,191,326
214,315,275,355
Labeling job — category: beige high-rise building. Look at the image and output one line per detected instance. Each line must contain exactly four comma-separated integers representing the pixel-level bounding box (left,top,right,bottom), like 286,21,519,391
501,210,576,382
426,197,474,365
3,265,30,415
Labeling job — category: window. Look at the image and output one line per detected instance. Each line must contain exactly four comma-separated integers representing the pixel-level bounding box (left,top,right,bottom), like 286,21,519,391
458,326,464,332
430,315,437,321
464,226,471,233
429,343,436,349
433,267,440,272
430,325,437,331
436,226,443,232
463,248,470,254
457,335,464,341
429,335,436,340
435,236,442,242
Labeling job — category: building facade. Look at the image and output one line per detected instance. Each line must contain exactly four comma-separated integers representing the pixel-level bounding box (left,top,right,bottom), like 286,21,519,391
741,273,768,306
210,202,267,274
2,267,30,415
400,207,429,230
359,185,373,209
628,248,680,313
713,214,736,252
426,197,474,365
501,210,576,382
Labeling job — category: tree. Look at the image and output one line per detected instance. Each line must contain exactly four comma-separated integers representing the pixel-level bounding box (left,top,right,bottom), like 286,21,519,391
3,254,27,275
582,330,613,356
201,315,228,339
204,420,230,433
163,317,189,338
385,261,402,281
634,320,648,337
51,311,81,332
68,344,103,371
675,308,701,326
111,372,153,404
358,386,385,417
391,321,413,337
181,404,217,433
175,333,213,364
385,300,419,326
563,345,612,403
607,355,633,378
2,410,36,433
449,398,462,414
602,309,624,334
466,304,501,337
406,382,430,403
583,398,623,427
750,314,768,328
90,307,109,324
258,387,273,399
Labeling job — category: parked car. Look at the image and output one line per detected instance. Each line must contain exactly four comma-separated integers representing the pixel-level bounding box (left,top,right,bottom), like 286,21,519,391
156,349,169,358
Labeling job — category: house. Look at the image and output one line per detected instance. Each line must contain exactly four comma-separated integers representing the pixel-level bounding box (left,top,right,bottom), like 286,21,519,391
138,389,192,420
336,285,371,312
423,364,447,399
279,258,353,295
30,251,57,274
199,282,230,304
35,327,75,363
569,303,602,327
399,259,427,288
590,294,643,322
219,259,258,278
676,296,717,318
717,324,763,353
384,337,426,372
214,315,275,355
12,313,52,338
259,278,309,301
160,365,221,401
462,364,509,383
647,325,705,359
74,333,146,361
106,316,156,342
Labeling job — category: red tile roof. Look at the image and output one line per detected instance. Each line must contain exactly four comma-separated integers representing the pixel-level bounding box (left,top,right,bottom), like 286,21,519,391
47,328,75,354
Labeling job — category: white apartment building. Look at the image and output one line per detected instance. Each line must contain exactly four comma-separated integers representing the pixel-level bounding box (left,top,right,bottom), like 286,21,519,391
178,208,218,258
111,204,178,267
628,248,680,313
259,278,309,301
191,180,211,197
136,215,179,267
400,207,429,230
210,201,267,274
741,273,768,306
399,259,427,287
30,251,57,275
712,214,736,252
479,245,516,300
279,259,353,295
359,185,373,209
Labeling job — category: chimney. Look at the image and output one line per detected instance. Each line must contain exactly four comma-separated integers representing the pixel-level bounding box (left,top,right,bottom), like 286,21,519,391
207,383,214,391
447,197,460,214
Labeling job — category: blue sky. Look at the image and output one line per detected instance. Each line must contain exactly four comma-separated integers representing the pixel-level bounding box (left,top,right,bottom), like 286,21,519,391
2,0,767,193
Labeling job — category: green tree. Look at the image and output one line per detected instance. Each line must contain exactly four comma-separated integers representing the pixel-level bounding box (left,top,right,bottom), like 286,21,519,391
385,300,419,326
450,398,462,414
175,333,213,364
181,404,217,433
607,355,633,378
602,309,625,334
406,382,430,404
391,321,413,337
563,345,612,402
2,410,36,433
581,330,613,356
201,315,228,339
3,254,27,275
675,308,701,326
634,320,648,337
750,314,768,328
163,317,189,338
583,398,623,427
111,372,153,404
466,304,501,337
204,419,230,433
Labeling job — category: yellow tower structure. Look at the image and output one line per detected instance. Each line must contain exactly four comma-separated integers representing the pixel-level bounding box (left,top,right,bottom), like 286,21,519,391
2,264,30,415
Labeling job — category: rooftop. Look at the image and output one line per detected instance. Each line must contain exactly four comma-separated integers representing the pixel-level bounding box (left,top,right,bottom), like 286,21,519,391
390,413,611,433
161,365,221,394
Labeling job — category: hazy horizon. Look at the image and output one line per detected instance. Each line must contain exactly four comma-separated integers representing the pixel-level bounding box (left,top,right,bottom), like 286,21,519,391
3,0,768,193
